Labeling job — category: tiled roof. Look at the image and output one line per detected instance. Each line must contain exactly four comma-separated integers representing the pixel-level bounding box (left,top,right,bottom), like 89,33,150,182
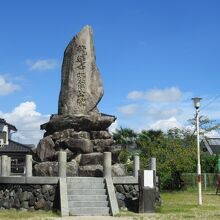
209,145,220,154
0,140,32,152
202,138,220,155
0,118,17,131
207,138,220,146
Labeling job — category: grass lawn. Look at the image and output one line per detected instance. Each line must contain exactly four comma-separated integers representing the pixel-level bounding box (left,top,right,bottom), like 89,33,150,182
0,190,220,219
118,190,220,219
157,190,220,219
0,210,59,220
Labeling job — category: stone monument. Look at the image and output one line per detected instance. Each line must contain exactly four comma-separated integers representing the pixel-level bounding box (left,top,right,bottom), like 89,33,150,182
33,25,125,177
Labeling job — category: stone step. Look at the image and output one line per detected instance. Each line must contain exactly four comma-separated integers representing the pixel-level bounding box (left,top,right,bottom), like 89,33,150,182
68,201,109,207
68,195,108,201
69,207,110,216
68,189,106,195
67,182,105,189
67,177,104,183
67,176,112,216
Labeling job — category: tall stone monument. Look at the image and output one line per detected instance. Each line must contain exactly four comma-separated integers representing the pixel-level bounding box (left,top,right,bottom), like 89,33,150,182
58,26,103,116
33,26,125,176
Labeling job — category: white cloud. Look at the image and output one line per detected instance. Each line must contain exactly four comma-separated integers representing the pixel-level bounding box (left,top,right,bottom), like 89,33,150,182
205,130,220,138
0,101,49,146
0,75,20,95
118,104,139,116
115,87,220,136
115,87,189,132
146,107,181,120
109,120,118,133
26,59,58,71
150,117,182,131
127,87,182,103
127,91,144,100
145,87,182,102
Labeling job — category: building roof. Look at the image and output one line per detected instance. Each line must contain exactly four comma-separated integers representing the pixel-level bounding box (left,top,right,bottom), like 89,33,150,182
0,140,32,153
202,137,220,155
0,118,17,131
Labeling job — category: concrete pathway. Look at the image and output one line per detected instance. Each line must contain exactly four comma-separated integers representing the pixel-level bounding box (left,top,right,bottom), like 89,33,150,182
29,214,161,220
62,217,133,220
39,217,134,220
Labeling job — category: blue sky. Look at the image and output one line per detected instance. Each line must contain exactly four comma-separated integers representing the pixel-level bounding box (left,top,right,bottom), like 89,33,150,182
0,0,220,145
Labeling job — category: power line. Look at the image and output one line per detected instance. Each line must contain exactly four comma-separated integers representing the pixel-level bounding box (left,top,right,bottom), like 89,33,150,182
201,94,220,110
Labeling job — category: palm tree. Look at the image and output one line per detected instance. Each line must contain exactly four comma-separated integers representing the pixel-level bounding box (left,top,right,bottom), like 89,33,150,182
113,127,137,149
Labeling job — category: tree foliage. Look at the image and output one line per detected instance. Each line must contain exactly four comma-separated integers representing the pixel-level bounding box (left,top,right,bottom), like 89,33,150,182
113,122,219,190
137,128,197,189
113,127,137,148
188,115,220,136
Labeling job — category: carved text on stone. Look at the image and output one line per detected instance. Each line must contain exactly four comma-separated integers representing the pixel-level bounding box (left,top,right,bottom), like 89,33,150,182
76,45,87,110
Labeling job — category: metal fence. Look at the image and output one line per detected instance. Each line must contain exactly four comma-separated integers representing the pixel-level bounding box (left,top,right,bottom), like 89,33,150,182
181,173,217,190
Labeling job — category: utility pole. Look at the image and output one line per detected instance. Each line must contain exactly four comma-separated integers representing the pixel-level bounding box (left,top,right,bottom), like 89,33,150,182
192,97,202,205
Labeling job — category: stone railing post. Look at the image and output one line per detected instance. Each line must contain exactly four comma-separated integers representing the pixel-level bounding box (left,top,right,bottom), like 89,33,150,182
25,155,33,177
0,156,1,176
7,157,11,176
103,152,112,178
1,155,8,176
133,155,140,178
149,157,156,172
58,151,67,178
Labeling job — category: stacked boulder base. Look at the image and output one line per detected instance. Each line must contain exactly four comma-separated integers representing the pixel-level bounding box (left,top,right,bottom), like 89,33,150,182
33,26,126,177
33,113,126,177
114,184,139,212
0,184,58,211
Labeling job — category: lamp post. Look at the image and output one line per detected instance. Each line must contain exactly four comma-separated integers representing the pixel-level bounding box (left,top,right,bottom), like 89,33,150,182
192,97,202,205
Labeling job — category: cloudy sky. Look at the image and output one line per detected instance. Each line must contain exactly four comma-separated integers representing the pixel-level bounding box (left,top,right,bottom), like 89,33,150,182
0,0,220,145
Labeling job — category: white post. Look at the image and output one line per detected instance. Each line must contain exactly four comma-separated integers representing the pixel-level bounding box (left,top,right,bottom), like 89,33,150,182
0,156,1,176
7,157,11,176
25,155,33,177
133,155,140,178
204,173,207,191
150,157,156,172
58,151,67,178
103,152,112,177
1,155,8,176
196,108,202,205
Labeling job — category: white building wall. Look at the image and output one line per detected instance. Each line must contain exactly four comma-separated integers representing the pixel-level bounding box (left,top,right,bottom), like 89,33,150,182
0,123,9,145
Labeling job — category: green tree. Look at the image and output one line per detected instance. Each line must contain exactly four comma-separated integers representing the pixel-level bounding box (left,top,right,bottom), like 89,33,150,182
113,127,137,148
188,115,220,136
136,130,164,168
201,154,218,173
137,128,197,190
113,116,220,190
113,127,138,173
188,115,220,174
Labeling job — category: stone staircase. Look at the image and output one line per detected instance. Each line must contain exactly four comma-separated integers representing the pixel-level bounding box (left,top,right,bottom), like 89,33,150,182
67,177,111,216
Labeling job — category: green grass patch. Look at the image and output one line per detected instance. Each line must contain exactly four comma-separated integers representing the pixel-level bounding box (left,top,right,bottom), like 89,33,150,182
0,210,59,219
157,190,220,219
118,190,220,219
1,191,220,219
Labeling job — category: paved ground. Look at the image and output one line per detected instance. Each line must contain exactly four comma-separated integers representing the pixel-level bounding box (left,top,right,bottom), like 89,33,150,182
30,215,159,220
30,217,135,220
60,217,133,220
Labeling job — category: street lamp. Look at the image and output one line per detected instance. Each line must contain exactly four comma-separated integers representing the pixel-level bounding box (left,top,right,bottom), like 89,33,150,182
192,97,202,205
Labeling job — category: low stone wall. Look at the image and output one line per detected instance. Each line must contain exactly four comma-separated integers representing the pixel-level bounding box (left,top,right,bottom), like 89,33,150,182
114,184,139,212
0,184,58,211
0,176,142,213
